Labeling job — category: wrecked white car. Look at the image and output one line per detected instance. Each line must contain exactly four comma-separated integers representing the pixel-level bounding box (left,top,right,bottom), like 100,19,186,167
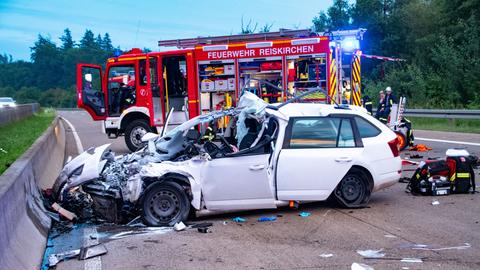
53,91,402,226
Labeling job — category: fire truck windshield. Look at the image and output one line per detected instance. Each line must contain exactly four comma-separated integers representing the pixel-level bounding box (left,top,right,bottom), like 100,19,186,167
107,65,136,116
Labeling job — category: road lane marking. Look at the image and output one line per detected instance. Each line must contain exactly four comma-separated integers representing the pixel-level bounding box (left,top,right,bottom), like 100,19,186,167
416,137,480,147
84,226,102,270
60,116,84,153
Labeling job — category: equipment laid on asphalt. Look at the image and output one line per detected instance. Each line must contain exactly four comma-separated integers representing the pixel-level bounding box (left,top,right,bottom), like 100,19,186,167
407,149,477,195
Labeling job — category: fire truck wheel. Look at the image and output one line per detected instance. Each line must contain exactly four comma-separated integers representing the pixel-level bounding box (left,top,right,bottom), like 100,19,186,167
125,119,151,152
394,131,407,151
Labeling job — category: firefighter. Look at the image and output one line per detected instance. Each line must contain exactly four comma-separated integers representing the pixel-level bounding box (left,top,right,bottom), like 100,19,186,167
375,90,387,122
384,86,396,116
362,95,373,115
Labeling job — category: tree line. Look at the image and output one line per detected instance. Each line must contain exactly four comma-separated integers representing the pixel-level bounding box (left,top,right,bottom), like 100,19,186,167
314,0,480,108
0,29,116,107
1,0,479,108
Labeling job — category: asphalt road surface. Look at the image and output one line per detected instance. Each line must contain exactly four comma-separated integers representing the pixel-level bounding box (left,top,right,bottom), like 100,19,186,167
53,110,480,270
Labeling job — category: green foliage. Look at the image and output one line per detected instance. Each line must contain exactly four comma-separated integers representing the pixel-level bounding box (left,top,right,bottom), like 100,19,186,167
313,0,352,32
240,17,258,34
0,29,118,107
315,0,480,109
408,117,480,134
0,109,56,174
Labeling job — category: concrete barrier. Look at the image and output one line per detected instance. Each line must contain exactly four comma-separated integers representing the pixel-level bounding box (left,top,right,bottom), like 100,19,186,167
0,116,66,270
0,103,40,127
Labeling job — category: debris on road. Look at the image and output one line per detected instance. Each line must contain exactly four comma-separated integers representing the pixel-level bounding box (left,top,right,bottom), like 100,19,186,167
384,234,397,238
232,217,246,223
257,216,277,222
48,249,81,267
400,258,423,263
96,225,173,242
299,212,311,217
351,262,374,270
356,249,385,258
190,222,213,229
79,244,107,260
51,202,78,221
319,253,333,258
431,200,440,205
410,154,423,159
409,144,432,152
174,221,187,231
197,227,210,233
126,216,145,227
411,242,471,251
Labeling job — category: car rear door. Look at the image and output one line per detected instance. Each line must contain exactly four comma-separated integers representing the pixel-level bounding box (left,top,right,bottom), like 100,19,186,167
276,116,363,201
77,64,106,120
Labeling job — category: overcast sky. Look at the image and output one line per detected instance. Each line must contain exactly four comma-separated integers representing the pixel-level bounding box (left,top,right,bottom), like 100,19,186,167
0,0,332,61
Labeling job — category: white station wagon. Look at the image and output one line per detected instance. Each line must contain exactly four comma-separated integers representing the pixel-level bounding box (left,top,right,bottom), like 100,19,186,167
55,91,402,226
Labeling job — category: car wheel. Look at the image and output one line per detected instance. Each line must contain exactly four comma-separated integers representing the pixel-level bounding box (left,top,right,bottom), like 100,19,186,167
395,131,407,151
141,181,190,226
125,119,151,152
334,168,371,208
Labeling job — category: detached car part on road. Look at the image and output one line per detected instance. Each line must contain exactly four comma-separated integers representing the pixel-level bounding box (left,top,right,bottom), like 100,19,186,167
53,91,402,226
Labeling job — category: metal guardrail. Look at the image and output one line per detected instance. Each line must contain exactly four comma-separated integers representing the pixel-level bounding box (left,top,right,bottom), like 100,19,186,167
403,109,480,119
0,103,40,126
372,108,480,119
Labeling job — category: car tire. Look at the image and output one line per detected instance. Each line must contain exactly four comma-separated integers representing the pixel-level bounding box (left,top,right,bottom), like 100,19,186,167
141,181,191,226
125,119,151,152
334,168,371,208
395,131,407,151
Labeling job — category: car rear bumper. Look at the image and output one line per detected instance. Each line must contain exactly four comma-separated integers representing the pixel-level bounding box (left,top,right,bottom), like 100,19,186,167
373,170,401,192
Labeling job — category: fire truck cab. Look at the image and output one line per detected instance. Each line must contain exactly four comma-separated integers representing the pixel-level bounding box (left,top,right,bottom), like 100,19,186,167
77,29,365,151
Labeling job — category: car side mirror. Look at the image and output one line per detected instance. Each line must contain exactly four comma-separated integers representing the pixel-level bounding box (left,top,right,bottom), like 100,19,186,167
141,132,158,142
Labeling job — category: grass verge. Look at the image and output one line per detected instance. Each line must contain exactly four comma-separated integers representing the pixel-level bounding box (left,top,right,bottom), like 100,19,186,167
409,117,480,134
0,108,56,174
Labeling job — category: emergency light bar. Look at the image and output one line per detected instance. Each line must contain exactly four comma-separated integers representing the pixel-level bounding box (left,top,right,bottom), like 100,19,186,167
246,41,273,49
202,45,228,51
291,38,320,45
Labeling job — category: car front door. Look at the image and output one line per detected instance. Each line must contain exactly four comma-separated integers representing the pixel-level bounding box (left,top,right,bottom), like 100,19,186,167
276,116,364,201
201,153,275,211
77,64,106,120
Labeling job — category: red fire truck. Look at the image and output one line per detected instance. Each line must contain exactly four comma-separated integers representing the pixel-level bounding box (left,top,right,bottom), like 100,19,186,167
77,29,365,151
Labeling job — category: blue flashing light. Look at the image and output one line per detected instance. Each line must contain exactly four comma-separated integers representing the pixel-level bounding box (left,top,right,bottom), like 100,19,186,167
113,49,122,57
341,38,360,52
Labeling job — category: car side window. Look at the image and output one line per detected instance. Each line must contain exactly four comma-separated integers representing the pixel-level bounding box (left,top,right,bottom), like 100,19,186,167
338,119,355,147
287,117,356,149
355,116,381,138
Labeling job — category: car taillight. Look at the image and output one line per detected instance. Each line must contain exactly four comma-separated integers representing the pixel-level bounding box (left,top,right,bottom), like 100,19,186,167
388,138,400,157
